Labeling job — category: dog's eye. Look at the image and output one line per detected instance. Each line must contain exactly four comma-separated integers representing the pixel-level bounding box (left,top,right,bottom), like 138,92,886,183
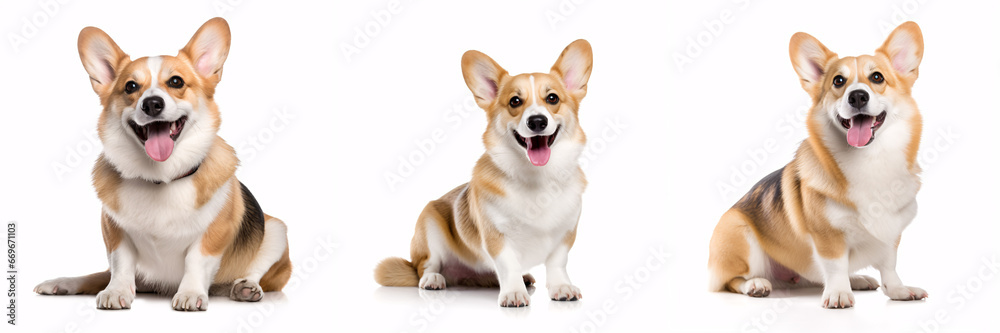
124,81,139,94
870,72,884,84
546,93,559,105
509,96,522,108
832,75,846,88
167,76,185,89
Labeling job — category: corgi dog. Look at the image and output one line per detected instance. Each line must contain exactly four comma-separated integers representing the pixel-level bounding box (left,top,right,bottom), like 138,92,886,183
33,18,291,311
374,40,593,307
708,22,927,308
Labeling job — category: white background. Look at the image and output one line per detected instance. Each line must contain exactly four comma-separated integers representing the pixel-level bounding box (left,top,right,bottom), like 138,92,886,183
1,0,998,333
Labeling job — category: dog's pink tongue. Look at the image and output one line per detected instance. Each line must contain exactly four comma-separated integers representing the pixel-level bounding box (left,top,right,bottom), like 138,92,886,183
846,115,874,147
526,136,551,166
144,128,174,162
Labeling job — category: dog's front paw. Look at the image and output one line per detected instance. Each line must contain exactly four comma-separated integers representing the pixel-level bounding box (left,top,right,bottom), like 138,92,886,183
230,279,263,302
549,284,581,301
498,289,530,307
741,278,772,297
95,286,134,310
418,273,446,290
884,285,927,301
172,290,208,311
850,275,879,291
822,289,855,309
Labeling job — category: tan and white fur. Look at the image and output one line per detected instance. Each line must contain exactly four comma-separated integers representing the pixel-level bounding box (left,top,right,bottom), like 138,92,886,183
708,22,927,308
374,40,593,307
34,18,291,311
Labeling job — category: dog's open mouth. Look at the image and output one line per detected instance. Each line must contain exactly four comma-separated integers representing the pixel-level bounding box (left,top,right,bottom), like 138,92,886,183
128,116,187,162
837,111,886,148
514,126,559,166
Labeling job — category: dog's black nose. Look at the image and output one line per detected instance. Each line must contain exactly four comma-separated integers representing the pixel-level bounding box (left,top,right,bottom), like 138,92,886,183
848,90,869,109
141,96,165,117
527,115,547,132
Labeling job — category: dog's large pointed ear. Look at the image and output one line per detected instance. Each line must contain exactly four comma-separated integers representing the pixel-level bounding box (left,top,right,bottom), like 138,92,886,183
78,27,129,95
789,32,838,96
180,17,231,86
877,21,923,87
462,50,508,110
550,39,593,101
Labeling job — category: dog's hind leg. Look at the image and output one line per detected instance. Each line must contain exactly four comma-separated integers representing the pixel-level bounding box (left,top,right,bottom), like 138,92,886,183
229,216,291,302
415,209,448,291
34,270,111,295
708,210,773,297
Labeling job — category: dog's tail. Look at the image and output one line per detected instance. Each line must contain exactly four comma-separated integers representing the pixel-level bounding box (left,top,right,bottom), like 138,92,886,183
374,257,419,287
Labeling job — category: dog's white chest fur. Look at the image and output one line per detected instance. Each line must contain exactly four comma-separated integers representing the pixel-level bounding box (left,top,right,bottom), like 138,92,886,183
104,177,232,287
483,170,584,268
824,121,920,251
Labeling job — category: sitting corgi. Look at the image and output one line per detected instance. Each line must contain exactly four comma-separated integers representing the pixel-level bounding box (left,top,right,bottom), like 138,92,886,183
708,22,927,308
34,17,291,311
375,40,593,307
